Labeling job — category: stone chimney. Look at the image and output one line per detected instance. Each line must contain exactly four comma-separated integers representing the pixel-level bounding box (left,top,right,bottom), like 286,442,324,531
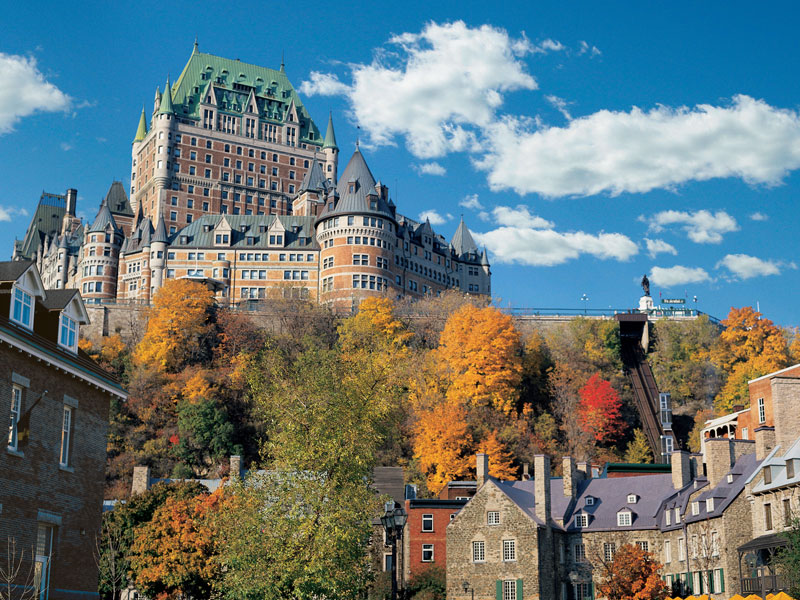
522,463,530,481
562,456,578,499
534,455,551,524
771,377,800,452
132,466,151,496
476,453,489,487
66,188,77,216
671,451,692,490
576,462,590,478
230,455,243,480
730,439,755,463
755,426,776,460
705,438,735,488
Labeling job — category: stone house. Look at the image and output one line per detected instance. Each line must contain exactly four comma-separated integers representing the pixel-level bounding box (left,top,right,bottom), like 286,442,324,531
0,261,127,599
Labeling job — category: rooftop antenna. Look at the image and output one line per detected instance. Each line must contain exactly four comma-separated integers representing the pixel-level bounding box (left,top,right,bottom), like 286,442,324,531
280,50,285,72
193,36,198,52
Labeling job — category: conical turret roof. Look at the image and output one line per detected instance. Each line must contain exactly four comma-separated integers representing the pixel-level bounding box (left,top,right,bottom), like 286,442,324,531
134,107,148,142
451,217,478,256
152,214,169,243
298,159,330,194
481,247,490,266
323,112,338,150
317,148,394,222
89,199,122,234
158,78,174,115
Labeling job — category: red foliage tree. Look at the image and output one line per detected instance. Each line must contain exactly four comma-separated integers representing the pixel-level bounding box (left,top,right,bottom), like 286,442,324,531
577,374,625,444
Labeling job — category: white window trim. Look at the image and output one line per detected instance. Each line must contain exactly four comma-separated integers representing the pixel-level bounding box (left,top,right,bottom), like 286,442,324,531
487,511,500,525
421,514,434,532
617,511,632,527
502,580,516,600
502,539,516,562
59,405,72,468
10,286,34,330
58,313,78,353
472,540,485,563
421,544,434,562
8,385,23,452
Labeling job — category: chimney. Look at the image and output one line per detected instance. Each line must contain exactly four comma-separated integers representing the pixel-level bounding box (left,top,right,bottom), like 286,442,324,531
522,463,530,481
66,188,77,216
730,439,755,463
132,466,151,496
476,453,489,487
229,455,243,480
755,426,776,460
704,438,735,488
771,377,800,452
562,456,577,499
576,462,590,478
671,451,691,490
534,455,551,524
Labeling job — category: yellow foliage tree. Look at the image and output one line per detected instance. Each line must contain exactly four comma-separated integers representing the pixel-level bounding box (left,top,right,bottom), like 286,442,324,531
134,279,215,373
413,400,475,493
432,304,522,415
711,306,790,412
100,333,127,362
478,430,517,479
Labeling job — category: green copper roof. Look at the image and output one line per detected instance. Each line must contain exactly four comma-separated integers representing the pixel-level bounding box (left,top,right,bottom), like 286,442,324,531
323,112,338,149
134,107,148,142
169,48,323,145
158,77,174,115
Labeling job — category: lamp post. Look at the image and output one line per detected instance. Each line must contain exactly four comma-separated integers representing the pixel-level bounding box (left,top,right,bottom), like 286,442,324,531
580,293,589,315
380,502,408,600
462,580,474,600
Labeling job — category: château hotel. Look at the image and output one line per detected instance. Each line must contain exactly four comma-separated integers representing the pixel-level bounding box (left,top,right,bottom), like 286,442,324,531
12,45,490,310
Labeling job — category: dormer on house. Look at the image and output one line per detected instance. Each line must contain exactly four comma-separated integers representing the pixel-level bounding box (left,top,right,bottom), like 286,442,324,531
2,261,47,331
42,290,90,354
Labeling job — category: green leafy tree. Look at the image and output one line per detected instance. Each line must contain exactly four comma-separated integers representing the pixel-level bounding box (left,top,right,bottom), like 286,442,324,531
624,429,653,464
174,399,242,476
406,566,446,600
775,516,800,597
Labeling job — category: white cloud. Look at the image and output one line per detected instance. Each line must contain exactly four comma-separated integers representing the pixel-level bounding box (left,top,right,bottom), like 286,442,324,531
545,95,572,120
491,205,554,229
532,38,565,54
647,209,738,244
579,41,602,56
413,162,446,176
477,95,800,197
419,209,452,225
459,193,483,210
715,254,795,280
644,238,678,259
300,21,537,158
60,142,72,151
0,206,29,222
0,53,71,134
650,265,710,287
749,211,769,221
474,226,637,267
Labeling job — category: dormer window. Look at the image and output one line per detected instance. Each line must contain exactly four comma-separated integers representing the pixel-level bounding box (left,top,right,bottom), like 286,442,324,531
59,314,78,353
11,287,33,329
575,514,589,528
617,511,632,527
706,498,715,512
665,510,671,526
370,199,377,210
727,473,735,484
627,494,638,504
348,183,355,194
585,497,595,506
691,501,700,516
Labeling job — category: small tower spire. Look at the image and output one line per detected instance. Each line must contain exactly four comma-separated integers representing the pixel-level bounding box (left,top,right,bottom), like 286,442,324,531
323,112,338,150
158,77,174,115
193,36,198,53
134,106,148,142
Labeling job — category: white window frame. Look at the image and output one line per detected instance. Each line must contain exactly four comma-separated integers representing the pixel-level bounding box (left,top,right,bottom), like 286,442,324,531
574,543,586,563
58,314,78,352
707,498,715,512
603,542,616,562
664,539,671,563
678,537,686,561
576,513,588,528
421,544,434,562
421,514,433,532
758,397,766,424
502,580,516,600
487,511,500,525
675,507,681,523
692,501,700,516
665,509,671,526
11,286,33,329
59,406,72,466
502,539,516,562
8,385,22,450
627,494,638,504
617,511,632,527
636,540,649,553
472,540,485,562
585,496,594,506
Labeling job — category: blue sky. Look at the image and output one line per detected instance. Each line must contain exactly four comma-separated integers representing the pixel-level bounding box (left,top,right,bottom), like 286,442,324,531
1,1,799,325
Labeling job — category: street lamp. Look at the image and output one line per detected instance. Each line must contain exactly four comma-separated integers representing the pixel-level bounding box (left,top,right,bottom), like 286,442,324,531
380,502,408,600
462,580,474,600
580,293,589,315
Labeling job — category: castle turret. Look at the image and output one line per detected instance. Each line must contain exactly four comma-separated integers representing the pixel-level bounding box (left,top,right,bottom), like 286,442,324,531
81,199,123,303
322,112,339,182
151,78,175,220
150,215,169,292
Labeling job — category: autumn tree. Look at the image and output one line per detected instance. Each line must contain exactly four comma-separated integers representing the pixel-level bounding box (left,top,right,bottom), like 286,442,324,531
550,363,594,461
623,429,653,464
478,430,517,479
578,374,625,444
134,279,215,373
431,304,522,415
712,306,791,412
688,408,713,453
597,544,668,600
413,400,475,494
129,490,223,600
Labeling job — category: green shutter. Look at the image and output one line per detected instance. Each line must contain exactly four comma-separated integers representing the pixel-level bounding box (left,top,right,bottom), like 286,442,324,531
719,568,725,593
698,571,704,594
496,580,502,600
590,581,595,600
516,579,523,600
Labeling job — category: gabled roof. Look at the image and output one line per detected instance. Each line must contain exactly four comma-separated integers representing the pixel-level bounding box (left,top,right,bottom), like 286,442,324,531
451,217,478,256
0,260,37,283
297,159,331,194
170,215,319,250
41,289,90,324
88,199,122,234
317,149,395,222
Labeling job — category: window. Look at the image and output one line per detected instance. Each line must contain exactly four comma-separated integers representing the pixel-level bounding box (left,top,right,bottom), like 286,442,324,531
675,508,681,524
678,537,686,561
60,405,72,466
665,510,671,526
617,511,632,526
11,287,33,328
692,501,700,516
636,541,649,553
574,543,586,563
711,531,720,556
707,498,715,512
502,539,516,561
785,498,793,527
421,544,434,562
8,385,22,450
574,583,592,600
487,511,500,525
472,541,485,562
758,397,766,423
603,542,616,562
664,540,671,563
575,514,588,528
585,497,595,506
502,580,516,600
765,503,773,530
627,494,638,504
59,314,78,351
421,514,433,532
788,460,796,479
764,466,773,484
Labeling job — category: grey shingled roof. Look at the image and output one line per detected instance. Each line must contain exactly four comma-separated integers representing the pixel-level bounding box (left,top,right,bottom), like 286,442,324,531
171,214,319,250
451,217,478,256
14,192,67,260
89,200,122,234
317,149,395,221
41,289,80,311
298,159,331,194
105,181,133,217
0,260,35,283
151,215,169,243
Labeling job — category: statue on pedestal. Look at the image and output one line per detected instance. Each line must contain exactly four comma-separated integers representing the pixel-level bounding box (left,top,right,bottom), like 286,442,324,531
641,274,650,297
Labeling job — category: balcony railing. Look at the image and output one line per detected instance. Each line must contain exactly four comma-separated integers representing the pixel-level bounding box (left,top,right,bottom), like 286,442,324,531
741,574,785,594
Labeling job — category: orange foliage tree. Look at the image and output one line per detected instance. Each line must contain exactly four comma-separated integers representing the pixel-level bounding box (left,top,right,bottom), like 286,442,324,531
134,279,215,373
432,304,522,415
129,490,224,599
577,374,625,444
597,544,668,600
711,306,791,412
413,400,475,493
478,430,517,479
